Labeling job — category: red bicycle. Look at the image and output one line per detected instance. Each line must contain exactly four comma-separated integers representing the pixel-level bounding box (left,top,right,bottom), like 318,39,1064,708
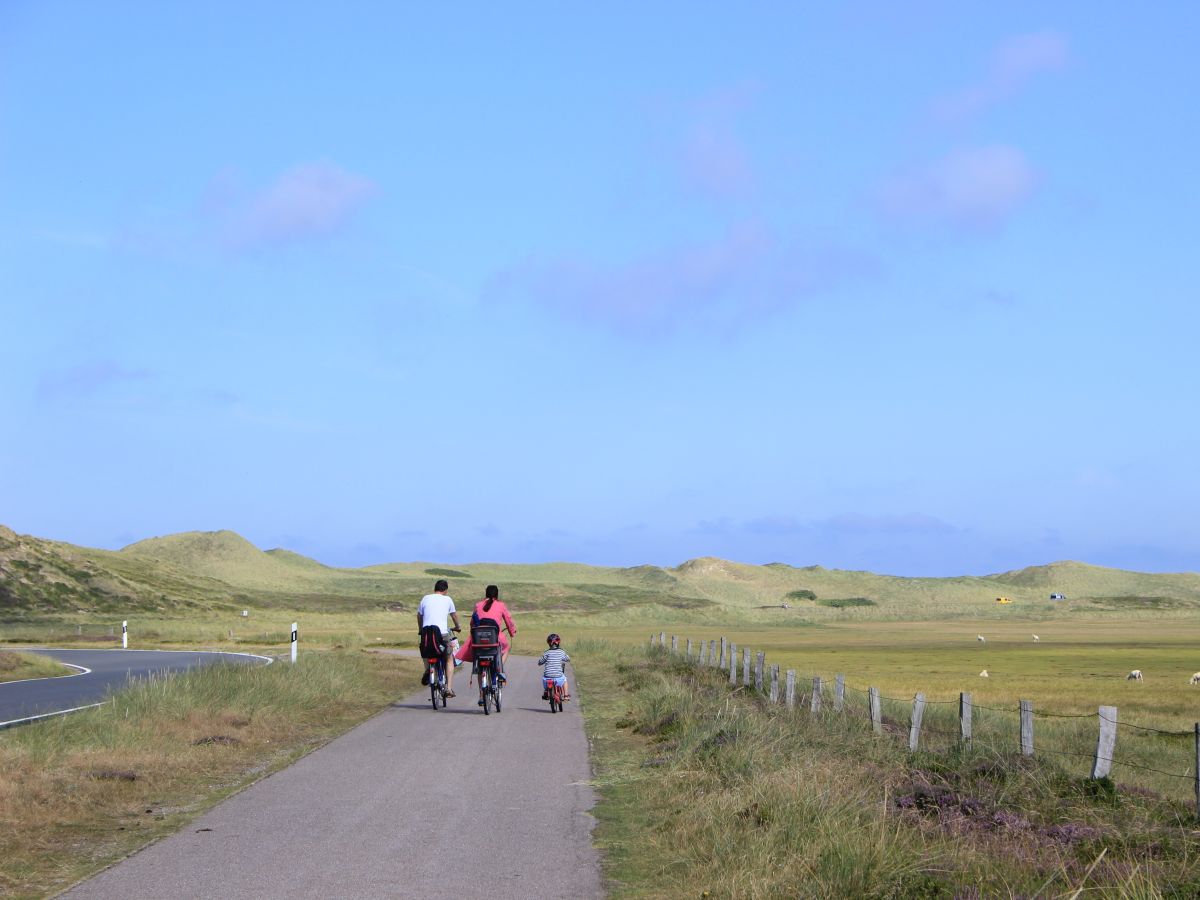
545,678,565,713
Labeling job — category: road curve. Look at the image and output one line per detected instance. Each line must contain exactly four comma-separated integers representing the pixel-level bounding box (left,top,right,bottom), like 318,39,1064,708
63,651,602,900
0,649,270,727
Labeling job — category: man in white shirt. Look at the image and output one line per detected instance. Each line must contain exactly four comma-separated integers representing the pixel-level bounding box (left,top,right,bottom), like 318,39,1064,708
417,579,462,696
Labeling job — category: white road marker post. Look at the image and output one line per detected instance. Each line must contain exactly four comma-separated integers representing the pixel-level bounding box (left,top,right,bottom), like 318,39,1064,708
122,620,128,650
290,622,298,664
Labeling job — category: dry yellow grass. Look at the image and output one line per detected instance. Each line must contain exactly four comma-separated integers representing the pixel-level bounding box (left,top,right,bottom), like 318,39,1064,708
0,650,69,683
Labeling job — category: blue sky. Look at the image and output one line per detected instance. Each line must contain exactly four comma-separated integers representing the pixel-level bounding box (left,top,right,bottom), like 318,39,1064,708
2,3,1198,575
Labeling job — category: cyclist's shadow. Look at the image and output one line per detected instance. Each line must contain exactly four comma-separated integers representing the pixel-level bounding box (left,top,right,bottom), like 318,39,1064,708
390,701,483,714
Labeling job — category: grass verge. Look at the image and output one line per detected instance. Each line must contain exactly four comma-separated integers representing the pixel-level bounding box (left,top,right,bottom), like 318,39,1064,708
0,650,70,684
576,640,1200,898
0,650,419,897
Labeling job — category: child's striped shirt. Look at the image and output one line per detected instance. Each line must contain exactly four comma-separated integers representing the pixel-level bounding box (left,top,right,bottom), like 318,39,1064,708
538,648,570,679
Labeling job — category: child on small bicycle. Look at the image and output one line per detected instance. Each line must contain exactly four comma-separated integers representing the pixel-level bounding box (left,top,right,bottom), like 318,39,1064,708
539,633,570,701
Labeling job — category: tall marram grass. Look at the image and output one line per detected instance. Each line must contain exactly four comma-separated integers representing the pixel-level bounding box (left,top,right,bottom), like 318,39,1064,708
0,651,417,897
578,641,1200,898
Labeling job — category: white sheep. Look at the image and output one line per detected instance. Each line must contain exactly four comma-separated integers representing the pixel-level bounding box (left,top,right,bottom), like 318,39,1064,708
1189,672,1200,685
976,635,986,643
979,669,989,678
1127,669,1143,681
1032,635,1040,642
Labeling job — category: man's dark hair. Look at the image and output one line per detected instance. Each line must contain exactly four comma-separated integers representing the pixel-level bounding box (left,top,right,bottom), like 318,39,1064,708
434,579,449,593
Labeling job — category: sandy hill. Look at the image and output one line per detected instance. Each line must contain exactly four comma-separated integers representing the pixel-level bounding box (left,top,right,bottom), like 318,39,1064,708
4,525,1200,621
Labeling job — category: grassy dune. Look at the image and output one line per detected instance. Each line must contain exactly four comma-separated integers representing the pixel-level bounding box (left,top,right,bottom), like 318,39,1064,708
6,525,1200,625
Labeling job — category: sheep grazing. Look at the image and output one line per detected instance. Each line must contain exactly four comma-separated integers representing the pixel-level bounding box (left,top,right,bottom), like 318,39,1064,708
979,670,989,678
976,635,986,643
1127,669,1143,681
1189,672,1200,685
1032,635,1040,642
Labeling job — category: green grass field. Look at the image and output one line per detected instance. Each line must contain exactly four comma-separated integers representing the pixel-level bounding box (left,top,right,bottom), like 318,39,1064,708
578,642,1200,897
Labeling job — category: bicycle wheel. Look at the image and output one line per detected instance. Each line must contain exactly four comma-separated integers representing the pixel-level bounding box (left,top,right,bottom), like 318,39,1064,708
430,667,438,710
495,687,502,713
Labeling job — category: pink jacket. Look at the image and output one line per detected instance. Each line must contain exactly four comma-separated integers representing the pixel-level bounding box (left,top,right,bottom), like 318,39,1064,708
454,599,516,661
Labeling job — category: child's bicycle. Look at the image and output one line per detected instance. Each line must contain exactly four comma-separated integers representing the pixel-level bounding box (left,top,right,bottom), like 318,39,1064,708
471,622,503,715
545,678,566,713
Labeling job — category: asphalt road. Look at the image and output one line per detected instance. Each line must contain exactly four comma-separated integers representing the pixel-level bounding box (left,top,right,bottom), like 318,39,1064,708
0,649,270,727
64,651,603,899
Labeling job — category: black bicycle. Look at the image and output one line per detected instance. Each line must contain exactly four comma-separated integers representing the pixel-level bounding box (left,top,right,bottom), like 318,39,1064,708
471,623,504,715
428,653,447,709
421,627,459,711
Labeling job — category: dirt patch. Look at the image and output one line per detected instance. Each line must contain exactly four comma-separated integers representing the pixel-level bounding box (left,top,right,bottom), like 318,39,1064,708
192,735,242,747
894,781,1106,851
88,769,138,781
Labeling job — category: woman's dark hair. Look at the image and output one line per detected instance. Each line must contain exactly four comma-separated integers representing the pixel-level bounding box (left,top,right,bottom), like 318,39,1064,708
483,584,499,611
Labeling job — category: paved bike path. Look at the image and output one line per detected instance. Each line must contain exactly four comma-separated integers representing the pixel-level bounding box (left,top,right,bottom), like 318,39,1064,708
63,652,602,899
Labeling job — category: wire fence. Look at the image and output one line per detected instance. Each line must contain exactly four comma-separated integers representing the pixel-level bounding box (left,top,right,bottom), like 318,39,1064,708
648,631,1200,814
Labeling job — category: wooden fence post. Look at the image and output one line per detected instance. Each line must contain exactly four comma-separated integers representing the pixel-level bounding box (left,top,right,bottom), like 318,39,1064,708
719,637,726,668
686,638,693,659
960,692,972,744
1194,724,1199,820
698,640,707,665
659,631,665,648
649,632,656,648
811,676,823,713
754,652,765,692
729,643,737,684
769,665,780,703
834,674,845,712
671,635,678,654
1092,706,1117,779
1020,700,1034,757
743,648,751,686
869,687,882,734
909,693,926,751
785,670,796,709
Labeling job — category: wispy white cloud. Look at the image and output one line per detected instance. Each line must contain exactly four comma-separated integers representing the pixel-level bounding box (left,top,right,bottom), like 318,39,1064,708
880,145,1037,229
210,162,378,248
33,228,111,250
35,361,154,403
684,124,754,197
820,513,956,535
490,224,879,335
934,31,1070,121
680,81,761,198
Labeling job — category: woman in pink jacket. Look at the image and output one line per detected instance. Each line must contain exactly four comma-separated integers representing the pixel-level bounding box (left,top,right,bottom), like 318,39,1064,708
455,584,517,682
